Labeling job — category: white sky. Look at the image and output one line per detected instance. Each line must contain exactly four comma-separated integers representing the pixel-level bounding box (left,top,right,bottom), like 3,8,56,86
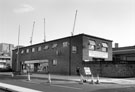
0,0,135,47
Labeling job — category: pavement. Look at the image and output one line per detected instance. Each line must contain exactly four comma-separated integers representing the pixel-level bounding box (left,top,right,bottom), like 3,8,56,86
7,72,135,85
1,72,135,85
0,72,135,92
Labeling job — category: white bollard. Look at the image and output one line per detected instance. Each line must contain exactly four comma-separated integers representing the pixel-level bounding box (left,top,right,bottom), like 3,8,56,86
95,74,100,84
11,72,14,77
79,74,84,84
90,74,95,84
47,73,51,83
27,73,31,81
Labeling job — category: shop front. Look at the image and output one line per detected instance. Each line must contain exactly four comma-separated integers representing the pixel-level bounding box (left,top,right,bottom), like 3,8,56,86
22,59,49,74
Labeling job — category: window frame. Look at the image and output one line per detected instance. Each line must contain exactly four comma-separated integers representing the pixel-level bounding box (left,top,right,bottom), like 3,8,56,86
88,40,96,50
44,45,49,50
38,46,42,51
52,43,58,48
26,48,29,53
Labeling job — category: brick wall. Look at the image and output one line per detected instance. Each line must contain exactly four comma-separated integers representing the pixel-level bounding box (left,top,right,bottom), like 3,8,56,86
83,61,135,78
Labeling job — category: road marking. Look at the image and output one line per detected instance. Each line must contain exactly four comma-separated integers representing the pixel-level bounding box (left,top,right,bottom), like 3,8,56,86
0,82,42,92
51,84,82,90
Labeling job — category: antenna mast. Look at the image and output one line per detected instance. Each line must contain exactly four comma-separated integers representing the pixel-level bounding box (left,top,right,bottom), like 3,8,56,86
30,21,35,45
17,24,20,71
71,10,78,36
43,18,46,42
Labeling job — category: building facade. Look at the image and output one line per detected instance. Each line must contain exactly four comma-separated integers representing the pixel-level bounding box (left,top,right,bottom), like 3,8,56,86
113,46,135,61
0,43,14,69
12,34,112,75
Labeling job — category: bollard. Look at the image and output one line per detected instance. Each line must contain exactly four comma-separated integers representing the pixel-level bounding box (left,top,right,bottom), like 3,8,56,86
89,74,94,84
95,74,100,84
79,74,84,84
27,73,31,81
11,72,14,77
47,73,51,83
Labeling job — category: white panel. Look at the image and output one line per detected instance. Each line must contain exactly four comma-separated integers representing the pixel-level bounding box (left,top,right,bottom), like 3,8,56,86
89,50,108,58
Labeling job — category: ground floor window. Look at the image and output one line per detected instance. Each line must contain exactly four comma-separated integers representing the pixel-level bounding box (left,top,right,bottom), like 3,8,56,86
22,62,49,73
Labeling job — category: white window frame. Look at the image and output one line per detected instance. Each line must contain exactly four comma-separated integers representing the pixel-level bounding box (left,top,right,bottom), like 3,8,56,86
89,40,96,50
38,46,41,51
52,59,57,65
26,49,29,53
52,43,57,48
32,48,35,52
72,46,77,53
21,50,24,54
44,45,49,50
63,42,69,47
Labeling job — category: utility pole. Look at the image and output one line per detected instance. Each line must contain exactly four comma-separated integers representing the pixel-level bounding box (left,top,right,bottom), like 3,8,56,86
71,10,78,36
30,21,35,45
43,18,46,42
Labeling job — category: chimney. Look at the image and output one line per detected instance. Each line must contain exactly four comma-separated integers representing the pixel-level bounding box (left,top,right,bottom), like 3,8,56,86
115,43,119,48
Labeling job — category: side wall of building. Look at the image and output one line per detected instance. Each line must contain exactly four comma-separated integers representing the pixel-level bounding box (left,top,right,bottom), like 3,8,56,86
82,36,112,61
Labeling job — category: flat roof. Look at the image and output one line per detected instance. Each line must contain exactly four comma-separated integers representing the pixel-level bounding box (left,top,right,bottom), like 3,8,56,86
13,33,113,50
113,46,135,54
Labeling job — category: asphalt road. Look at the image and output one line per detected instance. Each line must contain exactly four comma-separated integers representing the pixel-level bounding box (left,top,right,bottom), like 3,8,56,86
0,74,135,92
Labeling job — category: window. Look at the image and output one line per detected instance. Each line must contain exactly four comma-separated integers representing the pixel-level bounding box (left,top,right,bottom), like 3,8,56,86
26,49,29,53
102,43,108,48
63,42,68,47
52,43,57,48
38,46,41,51
89,40,96,50
32,48,35,52
21,50,24,54
44,45,49,50
102,47,107,52
72,46,77,53
101,43,108,52
52,59,57,65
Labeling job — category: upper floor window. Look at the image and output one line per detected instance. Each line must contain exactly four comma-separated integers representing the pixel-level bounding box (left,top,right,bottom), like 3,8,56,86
38,46,41,51
26,49,29,53
63,42,69,47
101,43,108,52
21,50,24,54
44,45,49,50
52,59,57,66
88,40,96,50
102,43,108,48
72,46,77,53
32,48,35,52
52,43,57,48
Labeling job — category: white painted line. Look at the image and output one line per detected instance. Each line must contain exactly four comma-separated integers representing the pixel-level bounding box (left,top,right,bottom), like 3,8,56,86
52,84,82,90
0,82,42,92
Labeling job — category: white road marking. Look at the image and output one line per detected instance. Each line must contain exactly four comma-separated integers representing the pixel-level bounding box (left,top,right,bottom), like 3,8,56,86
0,82,42,92
51,84,82,90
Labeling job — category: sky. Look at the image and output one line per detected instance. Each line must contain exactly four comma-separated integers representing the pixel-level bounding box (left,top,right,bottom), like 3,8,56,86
0,0,135,47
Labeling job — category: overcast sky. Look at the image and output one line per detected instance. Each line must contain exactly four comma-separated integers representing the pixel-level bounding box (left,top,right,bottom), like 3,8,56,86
0,0,135,47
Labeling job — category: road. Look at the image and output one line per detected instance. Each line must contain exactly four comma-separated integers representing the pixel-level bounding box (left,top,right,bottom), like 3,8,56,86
0,73,135,92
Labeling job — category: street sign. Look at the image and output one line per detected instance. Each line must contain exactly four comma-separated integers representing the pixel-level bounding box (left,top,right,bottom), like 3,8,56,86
84,67,91,75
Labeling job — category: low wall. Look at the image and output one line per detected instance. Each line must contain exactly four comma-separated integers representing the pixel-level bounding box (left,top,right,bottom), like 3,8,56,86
83,61,135,78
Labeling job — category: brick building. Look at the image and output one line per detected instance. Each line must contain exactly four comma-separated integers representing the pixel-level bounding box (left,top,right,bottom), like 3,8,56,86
12,34,112,75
